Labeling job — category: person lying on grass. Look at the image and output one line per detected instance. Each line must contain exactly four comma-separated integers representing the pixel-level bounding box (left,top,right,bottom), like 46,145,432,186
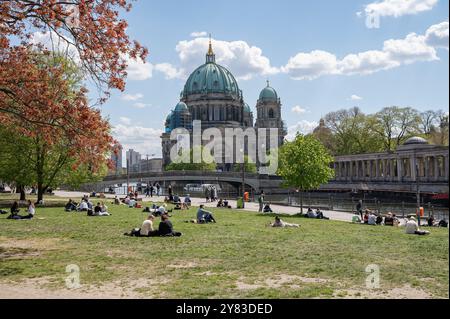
268,216,300,228
7,200,35,220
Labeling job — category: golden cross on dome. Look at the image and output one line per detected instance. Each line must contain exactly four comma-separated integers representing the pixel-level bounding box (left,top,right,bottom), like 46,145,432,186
208,33,214,55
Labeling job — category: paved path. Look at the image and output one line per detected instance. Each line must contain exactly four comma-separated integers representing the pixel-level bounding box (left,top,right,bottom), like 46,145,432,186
54,190,355,223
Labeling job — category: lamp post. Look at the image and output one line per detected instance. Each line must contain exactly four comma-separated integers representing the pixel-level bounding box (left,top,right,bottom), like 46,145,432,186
126,158,130,195
416,160,421,225
240,148,245,208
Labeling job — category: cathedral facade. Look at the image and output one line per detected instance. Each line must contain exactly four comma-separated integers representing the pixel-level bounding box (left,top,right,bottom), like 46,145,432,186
161,40,286,172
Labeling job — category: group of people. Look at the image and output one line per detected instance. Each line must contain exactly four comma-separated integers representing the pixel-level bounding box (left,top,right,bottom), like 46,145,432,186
144,182,161,198
204,186,218,202
65,196,111,216
125,212,182,237
5,201,35,220
216,198,231,209
171,194,191,210
305,207,330,220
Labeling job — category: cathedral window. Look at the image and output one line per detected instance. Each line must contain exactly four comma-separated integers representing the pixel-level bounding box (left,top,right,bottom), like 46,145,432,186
269,108,275,118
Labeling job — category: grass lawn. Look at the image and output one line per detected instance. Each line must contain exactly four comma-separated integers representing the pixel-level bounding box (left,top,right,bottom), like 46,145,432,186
0,203,448,299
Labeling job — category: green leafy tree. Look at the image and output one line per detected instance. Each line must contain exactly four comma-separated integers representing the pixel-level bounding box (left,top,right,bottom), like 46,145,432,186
277,134,334,214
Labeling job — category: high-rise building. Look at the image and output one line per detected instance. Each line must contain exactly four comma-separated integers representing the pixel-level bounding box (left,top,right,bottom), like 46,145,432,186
110,143,123,174
126,149,141,169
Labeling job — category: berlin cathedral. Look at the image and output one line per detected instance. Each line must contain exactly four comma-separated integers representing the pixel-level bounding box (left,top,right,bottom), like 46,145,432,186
161,39,287,172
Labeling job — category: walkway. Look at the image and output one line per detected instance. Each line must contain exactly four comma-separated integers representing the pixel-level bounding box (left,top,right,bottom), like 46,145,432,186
54,190,355,222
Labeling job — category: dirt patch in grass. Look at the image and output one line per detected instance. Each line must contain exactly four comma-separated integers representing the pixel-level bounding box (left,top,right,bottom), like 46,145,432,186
0,276,170,299
334,285,432,299
0,237,68,260
166,259,218,269
235,274,330,290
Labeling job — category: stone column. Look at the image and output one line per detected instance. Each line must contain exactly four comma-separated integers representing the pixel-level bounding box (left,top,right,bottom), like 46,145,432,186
424,156,430,182
445,155,449,181
375,159,380,180
433,157,439,181
397,157,403,182
382,159,387,181
368,160,373,180
410,156,417,181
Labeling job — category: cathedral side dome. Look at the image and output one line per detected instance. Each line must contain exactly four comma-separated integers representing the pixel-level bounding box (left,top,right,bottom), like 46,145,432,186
259,81,278,101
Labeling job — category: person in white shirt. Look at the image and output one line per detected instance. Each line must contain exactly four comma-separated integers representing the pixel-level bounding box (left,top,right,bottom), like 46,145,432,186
368,213,377,225
405,216,430,235
140,215,156,236
78,200,88,211
124,215,158,237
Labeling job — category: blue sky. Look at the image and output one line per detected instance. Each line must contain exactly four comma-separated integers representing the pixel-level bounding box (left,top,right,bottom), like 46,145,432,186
94,0,449,158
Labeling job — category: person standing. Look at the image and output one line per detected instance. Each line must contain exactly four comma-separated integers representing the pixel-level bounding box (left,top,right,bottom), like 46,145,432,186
150,185,154,198
258,190,265,213
356,200,363,219
155,182,161,196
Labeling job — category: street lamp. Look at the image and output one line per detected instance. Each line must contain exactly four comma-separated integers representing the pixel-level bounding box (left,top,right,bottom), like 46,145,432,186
240,148,245,208
416,159,421,225
126,158,130,195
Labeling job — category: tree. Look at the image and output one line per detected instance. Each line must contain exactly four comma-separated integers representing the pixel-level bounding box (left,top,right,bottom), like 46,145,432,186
429,112,449,146
233,155,257,174
0,53,113,202
419,110,440,136
277,134,334,214
324,107,382,155
1,0,148,95
372,106,421,151
165,146,216,172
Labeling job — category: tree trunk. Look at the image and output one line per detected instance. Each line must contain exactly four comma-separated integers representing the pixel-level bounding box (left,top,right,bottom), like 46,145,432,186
299,190,304,214
18,185,26,201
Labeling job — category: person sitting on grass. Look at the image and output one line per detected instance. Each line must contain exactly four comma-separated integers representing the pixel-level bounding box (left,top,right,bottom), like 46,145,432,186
384,212,395,226
223,199,231,209
65,199,77,212
376,213,383,225
114,196,121,205
269,216,300,228
124,215,159,237
183,194,192,210
128,197,136,208
196,205,217,224
77,199,89,212
315,208,330,220
158,213,182,237
263,203,273,213
7,201,35,220
173,195,182,210
90,202,110,216
405,216,430,235
306,207,317,218
217,198,224,208
368,211,377,225
363,210,370,224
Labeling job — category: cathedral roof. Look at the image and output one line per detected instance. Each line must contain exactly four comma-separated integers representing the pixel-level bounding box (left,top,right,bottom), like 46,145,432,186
259,81,278,101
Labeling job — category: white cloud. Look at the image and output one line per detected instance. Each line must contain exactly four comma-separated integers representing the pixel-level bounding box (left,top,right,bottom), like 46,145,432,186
154,63,184,80
190,31,208,38
119,117,131,125
124,55,153,81
425,21,449,49
121,93,144,101
291,105,308,114
364,0,438,18
281,50,338,80
30,30,79,62
350,94,363,101
112,124,163,157
160,37,278,80
133,102,150,109
286,120,319,141
282,21,445,80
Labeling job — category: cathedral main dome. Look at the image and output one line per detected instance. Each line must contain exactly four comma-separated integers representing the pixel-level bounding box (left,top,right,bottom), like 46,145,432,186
182,39,241,99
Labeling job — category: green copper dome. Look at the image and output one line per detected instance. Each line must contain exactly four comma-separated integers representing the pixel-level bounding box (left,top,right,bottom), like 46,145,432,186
183,40,241,98
244,103,251,113
259,81,278,101
174,101,189,112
